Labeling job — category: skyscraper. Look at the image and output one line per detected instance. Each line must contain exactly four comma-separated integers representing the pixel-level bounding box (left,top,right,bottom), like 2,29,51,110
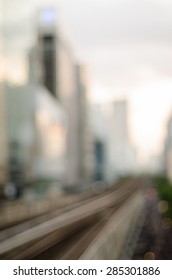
75,65,94,183
107,100,136,180
30,8,94,187
34,9,79,187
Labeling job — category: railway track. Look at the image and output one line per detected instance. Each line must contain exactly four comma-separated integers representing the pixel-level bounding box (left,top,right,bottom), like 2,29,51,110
0,192,89,231
0,178,148,260
0,178,127,239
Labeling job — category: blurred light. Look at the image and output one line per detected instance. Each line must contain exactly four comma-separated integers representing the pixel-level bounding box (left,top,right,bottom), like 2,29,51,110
157,200,168,213
40,9,56,24
144,252,155,260
161,218,172,229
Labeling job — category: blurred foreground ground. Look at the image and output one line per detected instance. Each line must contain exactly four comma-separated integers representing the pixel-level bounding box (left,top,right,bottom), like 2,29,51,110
1,176,172,260
133,176,172,260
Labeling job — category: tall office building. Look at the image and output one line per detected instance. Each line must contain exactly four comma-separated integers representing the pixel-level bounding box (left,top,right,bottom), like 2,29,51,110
30,8,94,187
75,65,94,184
33,9,78,186
34,9,76,102
107,100,136,180
0,3,68,190
0,2,93,191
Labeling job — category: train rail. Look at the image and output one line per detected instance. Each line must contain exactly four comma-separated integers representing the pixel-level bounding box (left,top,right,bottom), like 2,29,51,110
0,191,87,231
0,178,128,239
0,178,148,259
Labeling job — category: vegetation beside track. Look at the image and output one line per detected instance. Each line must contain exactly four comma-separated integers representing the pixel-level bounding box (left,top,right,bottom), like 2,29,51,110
154,176,172,218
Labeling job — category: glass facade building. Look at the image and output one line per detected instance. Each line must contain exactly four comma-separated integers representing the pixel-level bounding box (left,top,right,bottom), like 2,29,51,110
0,1,68,193
0,0,92,198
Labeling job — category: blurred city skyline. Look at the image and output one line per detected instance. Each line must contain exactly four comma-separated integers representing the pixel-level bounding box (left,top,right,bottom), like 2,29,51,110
2,0,172,166
26,0,172,165
1,1,172,261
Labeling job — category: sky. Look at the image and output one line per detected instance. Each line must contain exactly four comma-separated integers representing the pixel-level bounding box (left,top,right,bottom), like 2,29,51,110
32,0,172,163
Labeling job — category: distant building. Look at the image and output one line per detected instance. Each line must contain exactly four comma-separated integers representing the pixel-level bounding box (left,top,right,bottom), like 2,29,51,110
91,100,137,183
146,154,163,175
164,113,172,182
75,65,94,184
106,100,136,180
90,104,107,181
